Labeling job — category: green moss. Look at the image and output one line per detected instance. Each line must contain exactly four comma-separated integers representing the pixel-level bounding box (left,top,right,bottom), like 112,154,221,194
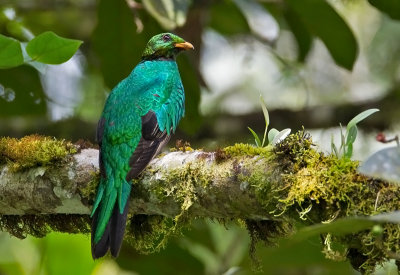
129,156,215,253
262,130,400,273
224,143,273,158
150,158,213,205
125,214,175,254
0,214,90,239
0,135,77,171
78,171,100,205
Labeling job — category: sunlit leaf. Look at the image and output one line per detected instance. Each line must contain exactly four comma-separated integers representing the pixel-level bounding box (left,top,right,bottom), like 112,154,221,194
20,42,47,74
142,0,191,30
260,95,269,146
346,108,379,131
0,34,23,69
286,0,358,70
26,31,82,64
260,95,269,130
368,0,400,20
268,128,279,144
271,128,291,145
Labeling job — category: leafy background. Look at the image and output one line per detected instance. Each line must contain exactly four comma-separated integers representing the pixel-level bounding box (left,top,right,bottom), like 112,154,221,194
1,0,400,274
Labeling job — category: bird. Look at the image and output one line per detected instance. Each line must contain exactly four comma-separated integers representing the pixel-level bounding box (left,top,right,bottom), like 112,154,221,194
91,33,194,259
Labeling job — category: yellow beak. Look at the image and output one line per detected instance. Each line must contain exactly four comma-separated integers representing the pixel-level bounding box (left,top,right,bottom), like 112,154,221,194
175,41,194,50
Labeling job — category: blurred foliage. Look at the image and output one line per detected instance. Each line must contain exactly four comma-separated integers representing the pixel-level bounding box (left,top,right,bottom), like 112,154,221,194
285,0,357,69
368,0,400,20
0,65,46,116
1,0,400,274
142,0,191,30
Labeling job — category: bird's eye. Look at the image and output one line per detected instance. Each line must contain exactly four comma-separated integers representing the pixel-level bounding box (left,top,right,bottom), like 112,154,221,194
162,34,171,42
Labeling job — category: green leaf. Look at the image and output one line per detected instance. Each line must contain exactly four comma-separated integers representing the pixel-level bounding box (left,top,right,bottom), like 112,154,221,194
248,127,261,147
368,0,400,20
370,211,400,223
344,142,353,159
283,5,312,62
291,211,400,244
0,34,23,69
345,125,358,146
260,95,269,130
268,128,279,144
346,108,379,132
142,0,191,30
26,31,82,64
339,123,345,155
286,0,358,70
260,95,269,146
291,218,376,243
271,128,291,145
344,125,357,158
331,135,339,157
20,42,47,74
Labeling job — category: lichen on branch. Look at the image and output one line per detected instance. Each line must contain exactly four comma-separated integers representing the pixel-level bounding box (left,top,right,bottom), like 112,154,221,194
0,132,399,273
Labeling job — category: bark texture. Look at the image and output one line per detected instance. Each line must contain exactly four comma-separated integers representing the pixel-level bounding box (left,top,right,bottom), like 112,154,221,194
0,148,277,219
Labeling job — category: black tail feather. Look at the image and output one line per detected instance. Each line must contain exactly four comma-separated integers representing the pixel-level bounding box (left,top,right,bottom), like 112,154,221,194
91,201,130,259
110,200,130,257
91,208,111,259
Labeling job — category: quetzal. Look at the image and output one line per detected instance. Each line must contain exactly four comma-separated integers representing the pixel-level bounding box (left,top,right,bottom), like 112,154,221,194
91,33,194,259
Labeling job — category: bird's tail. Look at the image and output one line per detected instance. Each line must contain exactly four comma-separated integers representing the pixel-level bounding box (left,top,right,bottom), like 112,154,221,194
91,178,131,259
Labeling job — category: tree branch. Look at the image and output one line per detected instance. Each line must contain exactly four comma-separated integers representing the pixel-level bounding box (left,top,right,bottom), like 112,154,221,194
1,133,400,272
0,147,272,219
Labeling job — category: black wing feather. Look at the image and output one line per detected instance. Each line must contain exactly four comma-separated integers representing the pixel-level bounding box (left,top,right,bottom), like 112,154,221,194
126,111,170,181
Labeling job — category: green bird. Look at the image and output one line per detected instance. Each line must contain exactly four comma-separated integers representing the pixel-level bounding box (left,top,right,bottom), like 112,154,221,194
91,33,194,259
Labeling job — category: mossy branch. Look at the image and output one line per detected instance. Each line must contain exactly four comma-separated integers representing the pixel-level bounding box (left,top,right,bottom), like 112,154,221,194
1,133,400,272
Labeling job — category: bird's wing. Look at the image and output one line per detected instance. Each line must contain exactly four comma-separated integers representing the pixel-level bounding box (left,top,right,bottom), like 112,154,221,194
125,110,170,181
126,72,185,180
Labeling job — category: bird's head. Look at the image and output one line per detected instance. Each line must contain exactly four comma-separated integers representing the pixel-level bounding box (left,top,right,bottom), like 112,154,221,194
142,33,194,60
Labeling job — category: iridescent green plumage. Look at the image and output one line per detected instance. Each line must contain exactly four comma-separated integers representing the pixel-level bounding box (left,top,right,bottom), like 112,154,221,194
91,33,193,259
